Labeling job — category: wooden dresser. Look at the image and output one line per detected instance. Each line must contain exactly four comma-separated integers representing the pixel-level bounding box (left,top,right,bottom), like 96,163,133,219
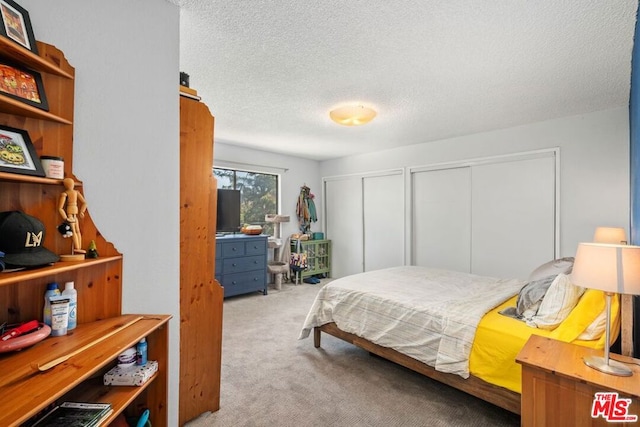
517,335,640,427
216,234,268,298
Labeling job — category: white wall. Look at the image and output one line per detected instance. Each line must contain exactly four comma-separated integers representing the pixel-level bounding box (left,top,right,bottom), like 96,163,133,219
20,1,181,425
215,141,323,240
321,107,630,260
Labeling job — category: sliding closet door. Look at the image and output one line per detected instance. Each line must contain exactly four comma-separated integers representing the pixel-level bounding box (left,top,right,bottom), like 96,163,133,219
363,173,404,271
412,167,472,272
325,177,364,278
471,155,556,279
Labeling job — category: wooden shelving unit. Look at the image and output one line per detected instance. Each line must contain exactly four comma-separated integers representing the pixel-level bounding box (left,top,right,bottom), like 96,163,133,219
0,315,170,426
0,39,169,426
179,90,223,424
291,239,331,280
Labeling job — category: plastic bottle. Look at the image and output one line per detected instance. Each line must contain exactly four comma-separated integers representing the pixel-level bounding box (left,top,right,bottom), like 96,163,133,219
43,282,61,326
136,338,148,365
61,281,77,330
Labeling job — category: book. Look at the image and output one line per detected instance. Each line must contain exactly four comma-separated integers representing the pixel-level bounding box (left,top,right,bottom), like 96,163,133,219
32,401,112,427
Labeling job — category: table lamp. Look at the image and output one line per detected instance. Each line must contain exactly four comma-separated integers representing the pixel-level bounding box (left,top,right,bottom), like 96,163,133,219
571,242,640,376
593,227,627,244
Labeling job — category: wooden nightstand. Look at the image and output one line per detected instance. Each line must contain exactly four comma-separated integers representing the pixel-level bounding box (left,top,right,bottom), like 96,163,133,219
516,335,640,426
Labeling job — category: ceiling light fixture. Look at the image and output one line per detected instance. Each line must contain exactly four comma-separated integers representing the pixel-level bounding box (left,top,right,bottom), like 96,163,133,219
329,105,377,126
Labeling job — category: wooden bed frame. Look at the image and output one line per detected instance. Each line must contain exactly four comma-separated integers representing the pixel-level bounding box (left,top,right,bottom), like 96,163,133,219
314,322,521,415
311,287,637,417
314,294,636,417
303,266,533,416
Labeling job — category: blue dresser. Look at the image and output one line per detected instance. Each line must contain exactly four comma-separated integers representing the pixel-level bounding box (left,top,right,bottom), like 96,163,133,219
216,234,268,298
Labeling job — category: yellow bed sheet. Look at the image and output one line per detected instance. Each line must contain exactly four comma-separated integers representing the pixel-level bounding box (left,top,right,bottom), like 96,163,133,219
469,289,620,393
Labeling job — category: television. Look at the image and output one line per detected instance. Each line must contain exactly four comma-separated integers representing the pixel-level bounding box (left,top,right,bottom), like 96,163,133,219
216,189,241,233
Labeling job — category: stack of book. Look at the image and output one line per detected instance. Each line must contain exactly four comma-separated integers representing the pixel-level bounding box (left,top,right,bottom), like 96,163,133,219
31,401,112,427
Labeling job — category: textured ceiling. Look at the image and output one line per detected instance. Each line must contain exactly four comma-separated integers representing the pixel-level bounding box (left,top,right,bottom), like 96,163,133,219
173,0,638,161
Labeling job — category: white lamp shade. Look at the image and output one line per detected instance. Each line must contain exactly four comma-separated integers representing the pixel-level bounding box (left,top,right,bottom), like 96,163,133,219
593,227,627,244
571,243,640,295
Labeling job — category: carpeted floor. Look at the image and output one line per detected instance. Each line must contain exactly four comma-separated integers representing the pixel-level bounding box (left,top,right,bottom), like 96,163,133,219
185,280,521,427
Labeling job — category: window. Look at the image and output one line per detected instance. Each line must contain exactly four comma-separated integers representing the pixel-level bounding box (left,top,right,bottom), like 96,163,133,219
214,167,278,235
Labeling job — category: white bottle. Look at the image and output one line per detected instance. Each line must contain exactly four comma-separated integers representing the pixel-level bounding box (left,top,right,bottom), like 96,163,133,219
62,281,77,330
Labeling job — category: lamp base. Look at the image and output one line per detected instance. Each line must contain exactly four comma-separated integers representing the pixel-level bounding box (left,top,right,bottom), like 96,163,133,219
584,355,633,377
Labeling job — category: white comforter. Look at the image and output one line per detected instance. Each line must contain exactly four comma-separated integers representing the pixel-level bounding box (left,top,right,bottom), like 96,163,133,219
299,265,524,378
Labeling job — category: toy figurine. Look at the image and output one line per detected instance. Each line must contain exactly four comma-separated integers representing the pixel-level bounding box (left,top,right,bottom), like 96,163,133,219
87,240,99,259
58,178,88,259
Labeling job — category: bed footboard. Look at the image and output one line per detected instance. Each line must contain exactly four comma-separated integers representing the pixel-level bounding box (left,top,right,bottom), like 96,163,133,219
314,323,521,415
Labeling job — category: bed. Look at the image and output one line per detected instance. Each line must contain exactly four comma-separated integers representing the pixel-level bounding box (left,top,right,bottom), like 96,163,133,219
299,264,620,414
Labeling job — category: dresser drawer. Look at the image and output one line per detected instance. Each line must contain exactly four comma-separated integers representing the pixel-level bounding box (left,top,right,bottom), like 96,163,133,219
221,241,245,257
223,255,265,274
220,271,266,297
245,240,266,255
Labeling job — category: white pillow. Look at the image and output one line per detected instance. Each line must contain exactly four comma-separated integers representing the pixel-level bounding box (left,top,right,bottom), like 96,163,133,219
527,273,585,330
528,257,575,281
577,309,606,340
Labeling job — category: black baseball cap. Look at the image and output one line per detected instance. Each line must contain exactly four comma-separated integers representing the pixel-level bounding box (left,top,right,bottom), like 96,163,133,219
0,211,59,268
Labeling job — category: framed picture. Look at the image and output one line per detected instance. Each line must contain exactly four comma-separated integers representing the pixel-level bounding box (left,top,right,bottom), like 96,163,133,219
0,125,45,177
0,61,48,110
0,0,37,54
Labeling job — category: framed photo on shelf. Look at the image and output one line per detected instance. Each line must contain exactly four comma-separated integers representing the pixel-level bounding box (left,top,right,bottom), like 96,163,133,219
0,0,37,54
0,61,48,110
0,125,45,177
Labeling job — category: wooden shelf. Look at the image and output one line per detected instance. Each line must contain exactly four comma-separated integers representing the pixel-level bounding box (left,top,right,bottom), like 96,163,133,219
65,374,159,426
0,38,74,79
0,256,123,288
0,314,170,426
0,93,72,124
0,171,83,185
0,171,62,184
0,39,168,427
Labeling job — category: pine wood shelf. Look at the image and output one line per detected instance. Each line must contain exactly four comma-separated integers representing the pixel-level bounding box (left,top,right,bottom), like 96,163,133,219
0,314,170,426
0,39,169,427
0,171,63,184
0,171,83,185
0,94,72,124
0,38,74,79
66,373,159,425
0,256,123,288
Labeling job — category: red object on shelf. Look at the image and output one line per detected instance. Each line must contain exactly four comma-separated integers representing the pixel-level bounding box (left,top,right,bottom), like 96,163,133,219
0,322,50,352
1,320,39,341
